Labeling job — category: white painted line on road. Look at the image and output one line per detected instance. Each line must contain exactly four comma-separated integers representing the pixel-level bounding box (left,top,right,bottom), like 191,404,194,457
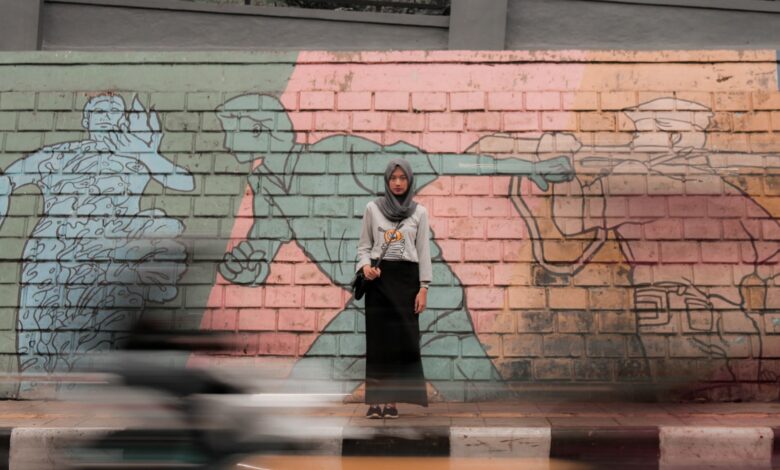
237,464,270,470
450,426,551,458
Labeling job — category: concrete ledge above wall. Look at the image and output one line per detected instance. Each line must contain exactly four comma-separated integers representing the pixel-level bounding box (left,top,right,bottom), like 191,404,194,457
48,0,450,27
40,0,450,50
6,0,780,51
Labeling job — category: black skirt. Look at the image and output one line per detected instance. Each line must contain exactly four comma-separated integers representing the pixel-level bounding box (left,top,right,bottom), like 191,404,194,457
364,260,428,406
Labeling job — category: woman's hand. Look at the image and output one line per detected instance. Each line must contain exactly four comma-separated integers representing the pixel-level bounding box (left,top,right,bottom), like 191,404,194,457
362,264,381,280
415,288,427,314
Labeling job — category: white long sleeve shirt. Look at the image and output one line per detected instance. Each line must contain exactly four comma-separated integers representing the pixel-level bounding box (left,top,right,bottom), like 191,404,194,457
356,201,432,287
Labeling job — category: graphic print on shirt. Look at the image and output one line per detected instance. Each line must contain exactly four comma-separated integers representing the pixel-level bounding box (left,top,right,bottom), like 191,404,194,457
380,225,406,259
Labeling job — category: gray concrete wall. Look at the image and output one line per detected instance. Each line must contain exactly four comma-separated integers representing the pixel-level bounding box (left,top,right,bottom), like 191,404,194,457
0,0,42,51
40,1,448,51
507,0,780,50
4,0,780,51
449,0,507,50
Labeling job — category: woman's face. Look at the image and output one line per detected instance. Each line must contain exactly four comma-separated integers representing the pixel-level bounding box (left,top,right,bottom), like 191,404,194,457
389,167,409,196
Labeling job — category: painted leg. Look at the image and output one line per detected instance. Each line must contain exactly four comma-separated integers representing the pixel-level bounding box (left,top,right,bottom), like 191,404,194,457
285,302,365,395
17,279,67,394
17,317,74,394
291,255,510,400
421,260,509,401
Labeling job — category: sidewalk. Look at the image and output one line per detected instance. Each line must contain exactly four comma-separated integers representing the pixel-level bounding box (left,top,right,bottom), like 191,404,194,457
341,401,780,428
3,399,779,428
1,399,780,468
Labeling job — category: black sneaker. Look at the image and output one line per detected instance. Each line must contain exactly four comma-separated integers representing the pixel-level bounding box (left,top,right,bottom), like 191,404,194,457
366,405,382,419
382,405,398,419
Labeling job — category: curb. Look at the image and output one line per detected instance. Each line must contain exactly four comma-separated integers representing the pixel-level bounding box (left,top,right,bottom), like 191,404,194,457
5,425,779,468
660,426,775,468
550,427,659,467
451,426,550,458
8,428,114,470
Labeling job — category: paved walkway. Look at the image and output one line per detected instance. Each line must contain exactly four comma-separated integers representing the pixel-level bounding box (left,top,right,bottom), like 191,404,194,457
2,398,779,428
343,401,780,428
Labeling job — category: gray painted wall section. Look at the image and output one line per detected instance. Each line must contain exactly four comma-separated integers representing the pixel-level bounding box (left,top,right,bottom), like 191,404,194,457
507,0,780,50
41,2,448,51
0,0,43,51
449,0,508,50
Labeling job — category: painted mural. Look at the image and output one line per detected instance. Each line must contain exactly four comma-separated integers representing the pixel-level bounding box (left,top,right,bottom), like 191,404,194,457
0,94,193,382
486,97,780,390
1,51,779,401
215,93,572,399
525,97,780,385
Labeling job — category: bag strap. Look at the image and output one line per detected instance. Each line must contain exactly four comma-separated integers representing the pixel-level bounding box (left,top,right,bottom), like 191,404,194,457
375,220,403,267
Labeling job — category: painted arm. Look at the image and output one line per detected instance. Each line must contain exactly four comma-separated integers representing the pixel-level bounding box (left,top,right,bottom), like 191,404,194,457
107,97,195,192
551,175,608,235
0,175,10,230
707,152,777,172
134,98,194,192
511,172,609,277
427,152,574,190
142,153,195,192
0,152,46,230
219,178,293,286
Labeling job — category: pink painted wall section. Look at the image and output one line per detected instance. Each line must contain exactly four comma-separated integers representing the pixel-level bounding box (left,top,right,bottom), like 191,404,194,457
278,53,589,363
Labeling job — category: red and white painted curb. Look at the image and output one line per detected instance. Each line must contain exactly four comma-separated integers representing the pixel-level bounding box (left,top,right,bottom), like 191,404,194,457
4,425,780,469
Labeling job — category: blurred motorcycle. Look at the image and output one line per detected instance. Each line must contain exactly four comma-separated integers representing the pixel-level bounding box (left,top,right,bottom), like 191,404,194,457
63,317,345,469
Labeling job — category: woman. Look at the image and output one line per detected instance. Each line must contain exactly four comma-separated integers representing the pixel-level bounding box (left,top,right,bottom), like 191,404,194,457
357,158,431,419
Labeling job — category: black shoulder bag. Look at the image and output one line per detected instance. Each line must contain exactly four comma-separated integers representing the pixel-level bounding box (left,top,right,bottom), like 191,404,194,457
351,221,402,300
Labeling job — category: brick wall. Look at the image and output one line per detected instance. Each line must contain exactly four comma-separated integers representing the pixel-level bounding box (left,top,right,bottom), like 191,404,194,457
0,51,779,401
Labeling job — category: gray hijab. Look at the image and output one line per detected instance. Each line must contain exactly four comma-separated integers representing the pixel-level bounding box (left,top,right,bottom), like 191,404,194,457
375,158,417,222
